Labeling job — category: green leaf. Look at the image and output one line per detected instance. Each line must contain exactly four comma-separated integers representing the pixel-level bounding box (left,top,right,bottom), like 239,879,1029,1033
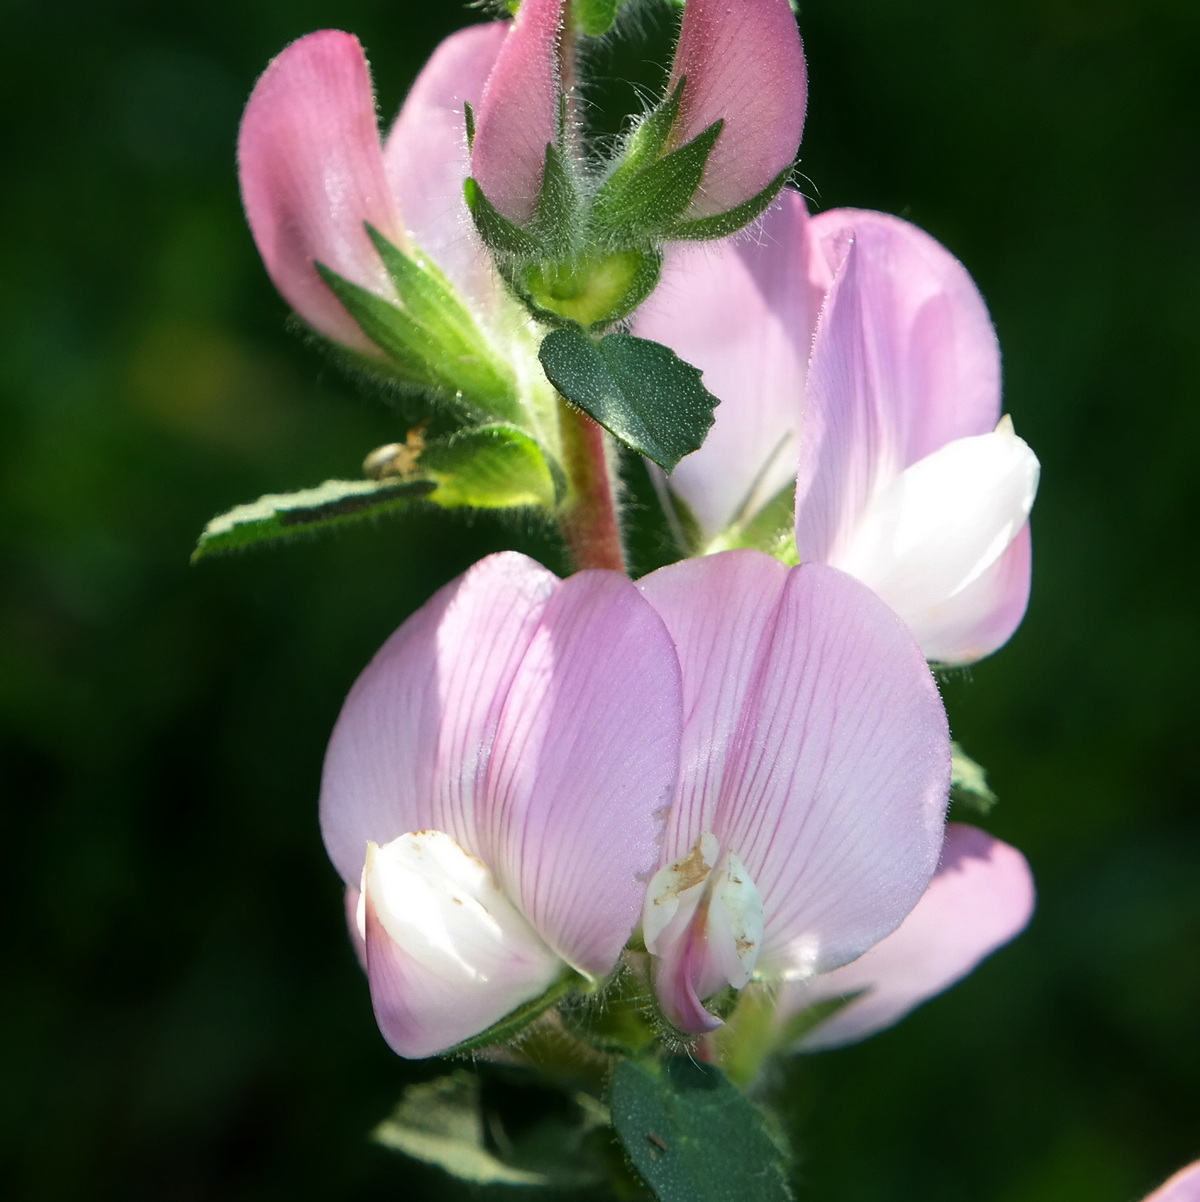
463,176,546,258
192,477,435,560
951,741,998,814
575,0,621,36
666,166,791,242
611,1057,794,1202
539,330,718,471
373,1073,550,1186
592,120,722,243
423,425,557,510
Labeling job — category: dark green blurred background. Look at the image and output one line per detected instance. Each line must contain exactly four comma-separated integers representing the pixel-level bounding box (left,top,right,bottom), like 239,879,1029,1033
3,0,1197,1197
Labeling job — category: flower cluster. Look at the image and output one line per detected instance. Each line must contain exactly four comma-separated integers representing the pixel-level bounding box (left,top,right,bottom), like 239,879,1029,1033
236,0,1040,1069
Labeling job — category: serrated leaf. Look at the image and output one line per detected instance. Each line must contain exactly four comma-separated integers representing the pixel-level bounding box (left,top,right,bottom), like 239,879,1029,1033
192,477,435,560
592,120,722,243
666,167,791,242
611,1058,793,1202
423,425,557,510
951,741,998,814
539,330,718,470
374,1074,549,1186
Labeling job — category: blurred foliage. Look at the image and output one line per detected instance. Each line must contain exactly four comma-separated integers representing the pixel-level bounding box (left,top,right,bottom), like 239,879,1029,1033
2,0,1198,1199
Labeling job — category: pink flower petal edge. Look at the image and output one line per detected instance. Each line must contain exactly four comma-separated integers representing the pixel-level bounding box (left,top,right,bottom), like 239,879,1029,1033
637,550,949,1032
1143,1162,1200,1202
784,823,1035,1051
471,0,565,227
238,30,406,351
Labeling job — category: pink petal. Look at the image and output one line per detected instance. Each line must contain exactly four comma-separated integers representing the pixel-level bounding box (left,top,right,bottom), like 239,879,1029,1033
383,23,508,307
1144,1163,1200,1202
796,212,1001,564
807,209,1002,461
319,552,558,886
470,0,565,227
638,552,950,1027
482,570,683,976
667,0,807,219
787,824,1035,1051
632,190,832,540
238,31,405,351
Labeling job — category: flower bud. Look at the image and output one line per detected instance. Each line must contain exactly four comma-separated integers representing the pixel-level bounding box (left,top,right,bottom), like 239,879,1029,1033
664,0,807,224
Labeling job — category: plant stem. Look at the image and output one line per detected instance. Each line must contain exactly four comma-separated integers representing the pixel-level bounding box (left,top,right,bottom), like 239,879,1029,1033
558,398,625,573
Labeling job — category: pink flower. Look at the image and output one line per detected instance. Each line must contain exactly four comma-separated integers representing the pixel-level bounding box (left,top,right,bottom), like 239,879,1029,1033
319,552,682,1057
634,194,1039,665
778,823,1035,1050
635,549,950,1034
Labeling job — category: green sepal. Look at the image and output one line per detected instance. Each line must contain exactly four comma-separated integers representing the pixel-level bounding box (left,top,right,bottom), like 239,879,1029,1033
316,263,518,421
950,741,999,814
665,166,791,242
444,969,585,1055
558,964,659,1055
363,227,521,420
539,329,719,471
520,247,663,331
610,1057,794,1202
463,176,546,258
533,141,581,258
423,425,557,510
600,79,685,205
592,120,723,244
191,477,435,561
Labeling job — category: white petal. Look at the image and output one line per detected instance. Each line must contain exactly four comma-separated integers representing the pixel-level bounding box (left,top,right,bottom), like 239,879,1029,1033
705,851,765,990
833,420,1039,654
362,831,562,1057
643,832,719,953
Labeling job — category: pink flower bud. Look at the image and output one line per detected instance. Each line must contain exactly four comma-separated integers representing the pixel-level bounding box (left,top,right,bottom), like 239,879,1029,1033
470,0,567,227
666,0,807,219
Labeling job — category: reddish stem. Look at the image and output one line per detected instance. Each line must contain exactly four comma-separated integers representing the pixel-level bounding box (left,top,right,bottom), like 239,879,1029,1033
558,400,625,573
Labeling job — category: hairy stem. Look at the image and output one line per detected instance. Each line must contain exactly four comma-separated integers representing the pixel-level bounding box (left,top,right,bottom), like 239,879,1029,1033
558,398,625,573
